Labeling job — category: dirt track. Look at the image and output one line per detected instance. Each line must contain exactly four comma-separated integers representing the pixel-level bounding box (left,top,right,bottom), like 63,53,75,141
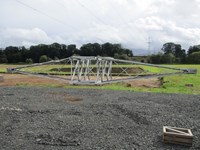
0,87,200,149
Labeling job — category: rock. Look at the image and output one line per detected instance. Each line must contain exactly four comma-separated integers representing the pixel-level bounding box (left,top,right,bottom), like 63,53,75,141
126,83,132,87
185,84,193,87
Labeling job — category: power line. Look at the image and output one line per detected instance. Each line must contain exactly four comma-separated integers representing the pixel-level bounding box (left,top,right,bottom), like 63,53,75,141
15,0,77,30
107,1,134,39
74,0,106,25
107,1,127,25
54,0,67,9
107,1,145,45
73,0,133,43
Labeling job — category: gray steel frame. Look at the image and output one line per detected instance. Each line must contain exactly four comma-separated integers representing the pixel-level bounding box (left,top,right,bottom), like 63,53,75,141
7,56,197,85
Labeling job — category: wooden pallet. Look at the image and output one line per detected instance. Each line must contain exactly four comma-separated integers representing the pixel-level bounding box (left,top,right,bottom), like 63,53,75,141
163,126,193,146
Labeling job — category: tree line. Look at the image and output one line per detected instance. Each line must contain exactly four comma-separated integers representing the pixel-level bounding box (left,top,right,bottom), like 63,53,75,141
0,42,200,64
149,42,200,64
0,42,133,63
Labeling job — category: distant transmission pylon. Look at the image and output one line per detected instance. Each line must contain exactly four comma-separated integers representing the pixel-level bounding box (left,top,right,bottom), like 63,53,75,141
147,36,152,51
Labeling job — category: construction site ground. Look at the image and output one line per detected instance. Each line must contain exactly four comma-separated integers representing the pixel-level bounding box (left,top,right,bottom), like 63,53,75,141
0,84,200,149
0,73,161,88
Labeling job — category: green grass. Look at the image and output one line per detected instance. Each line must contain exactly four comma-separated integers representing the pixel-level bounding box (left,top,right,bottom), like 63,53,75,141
58,64,200,95
0,64,24,73
0,64,199,95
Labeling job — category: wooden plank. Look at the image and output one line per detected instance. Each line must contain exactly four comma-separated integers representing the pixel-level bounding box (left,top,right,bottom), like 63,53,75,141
164,135,193,143
167,126,193,134
164,132,193,138
164,140,193,146
165,127,190,135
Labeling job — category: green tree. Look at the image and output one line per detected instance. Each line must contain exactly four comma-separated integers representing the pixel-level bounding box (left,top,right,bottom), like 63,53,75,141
59,44,68,58
188,45,200,55
48,43,61,59
150,53,163,64
68,44,77,56
161,42,185,63
102,42,113,56
80,43,94,56
4,46,22,63
39,55,48,63
0,50,8,63
92,43,102,56
124,48,133,57
162,53,176,64
112,44,123,55
101,43,133,58
187,52,200,64
29,45,41,63
80,43,102,56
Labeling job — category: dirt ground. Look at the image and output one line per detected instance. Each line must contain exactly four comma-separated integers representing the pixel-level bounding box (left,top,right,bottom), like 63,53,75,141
0,74,68,87
0,73,161,88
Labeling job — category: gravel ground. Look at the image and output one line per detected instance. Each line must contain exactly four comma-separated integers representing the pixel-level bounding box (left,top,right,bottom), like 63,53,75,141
0,87,200,150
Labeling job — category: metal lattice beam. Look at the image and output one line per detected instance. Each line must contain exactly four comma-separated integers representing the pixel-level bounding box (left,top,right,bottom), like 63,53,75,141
7,56,197,85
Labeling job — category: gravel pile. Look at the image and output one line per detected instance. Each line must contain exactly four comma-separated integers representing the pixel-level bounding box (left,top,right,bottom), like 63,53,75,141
0,87,200,150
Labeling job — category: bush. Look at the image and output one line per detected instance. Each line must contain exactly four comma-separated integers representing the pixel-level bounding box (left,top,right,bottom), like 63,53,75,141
25,58,33,64
150,53,175,64
39,55,48,63
149,53,162,64
114,53,130,60
162,53,176,64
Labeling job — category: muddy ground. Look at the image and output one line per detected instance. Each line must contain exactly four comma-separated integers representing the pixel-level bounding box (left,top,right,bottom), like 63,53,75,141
0,87,200,150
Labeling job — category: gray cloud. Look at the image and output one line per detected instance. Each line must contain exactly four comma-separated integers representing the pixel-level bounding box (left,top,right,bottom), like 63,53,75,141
0,0,200,53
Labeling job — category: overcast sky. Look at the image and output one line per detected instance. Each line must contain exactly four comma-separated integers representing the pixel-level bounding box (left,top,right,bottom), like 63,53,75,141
1,0,200,54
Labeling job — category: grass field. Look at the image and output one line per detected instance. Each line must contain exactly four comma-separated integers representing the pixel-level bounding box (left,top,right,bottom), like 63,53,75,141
0,64,199,95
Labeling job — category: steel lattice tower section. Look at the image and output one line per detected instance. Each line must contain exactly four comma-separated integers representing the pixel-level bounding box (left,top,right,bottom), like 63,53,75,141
70,56,113,85
7,56,197,85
